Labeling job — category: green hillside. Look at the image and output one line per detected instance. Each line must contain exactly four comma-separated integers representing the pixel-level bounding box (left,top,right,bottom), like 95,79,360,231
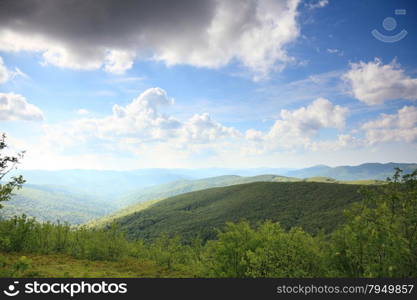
1,173,384,226
116,181,369,241
115,174,299,208
0,185,114,224
90,175,297,227
90,175,383,228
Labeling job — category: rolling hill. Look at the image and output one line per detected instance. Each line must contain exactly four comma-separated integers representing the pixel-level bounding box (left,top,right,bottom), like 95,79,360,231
89,174,299,227
7,162,412,199
89,174,384,227
0,184,115,224
114,181,371,241
114,174,299,208
4,169,193,199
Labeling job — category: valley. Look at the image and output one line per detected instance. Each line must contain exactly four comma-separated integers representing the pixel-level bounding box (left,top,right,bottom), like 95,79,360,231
1,163,416,278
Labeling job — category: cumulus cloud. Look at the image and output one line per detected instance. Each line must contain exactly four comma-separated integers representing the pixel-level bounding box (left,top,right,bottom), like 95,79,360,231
42,87,240,153
0,93,44,121
362,105,417,144
104,50,136,74
343,58,417,105
243,98,349,152
180,113,241,143
0,0,301,79
269,97,348,135
310,134,357,151
34,90,356,167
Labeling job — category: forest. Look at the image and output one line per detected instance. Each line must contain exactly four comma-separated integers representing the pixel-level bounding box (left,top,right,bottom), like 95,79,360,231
1,168,416,278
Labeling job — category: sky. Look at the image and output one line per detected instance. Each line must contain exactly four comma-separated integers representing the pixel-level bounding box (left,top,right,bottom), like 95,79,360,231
0,0,416,170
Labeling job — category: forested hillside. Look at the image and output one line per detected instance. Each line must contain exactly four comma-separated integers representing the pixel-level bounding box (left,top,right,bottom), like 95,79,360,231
116,181,368,241
0,185,114,224
114,174,299,208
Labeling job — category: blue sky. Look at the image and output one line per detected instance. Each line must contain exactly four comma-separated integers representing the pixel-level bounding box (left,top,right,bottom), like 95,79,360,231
0,0,416,170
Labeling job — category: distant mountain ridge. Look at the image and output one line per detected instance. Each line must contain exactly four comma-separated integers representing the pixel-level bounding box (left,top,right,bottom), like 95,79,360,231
286,162,417,180
2,162,414,224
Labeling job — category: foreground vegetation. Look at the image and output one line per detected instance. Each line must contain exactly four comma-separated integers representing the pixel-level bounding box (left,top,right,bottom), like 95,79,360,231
1,168,416,278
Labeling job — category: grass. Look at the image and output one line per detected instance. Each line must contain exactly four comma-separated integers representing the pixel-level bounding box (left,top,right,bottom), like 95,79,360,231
0,252,191,278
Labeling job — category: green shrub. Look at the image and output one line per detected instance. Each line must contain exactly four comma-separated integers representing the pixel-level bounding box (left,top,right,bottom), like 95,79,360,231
202,221,325,277
330,169,417,277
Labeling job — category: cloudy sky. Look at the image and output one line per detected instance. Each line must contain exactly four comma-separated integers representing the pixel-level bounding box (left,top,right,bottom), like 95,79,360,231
0,0,416,170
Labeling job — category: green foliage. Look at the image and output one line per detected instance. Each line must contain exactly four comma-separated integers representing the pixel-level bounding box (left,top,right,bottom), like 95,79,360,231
0,216,129,261
116,181,368,241
1,168,416,278
92,174,382,229
1,186,114,224
202,221,325,277
0,133,25,209
329,168,417,277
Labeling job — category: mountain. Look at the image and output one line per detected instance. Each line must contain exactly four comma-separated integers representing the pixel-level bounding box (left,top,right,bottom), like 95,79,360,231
114,181,370,241
5,163,414,199
286,163,417,180
3,160,406,224
0,184,114,224
88,174,300,227
5,169,194,199
89,174,385,228
114,174,299,208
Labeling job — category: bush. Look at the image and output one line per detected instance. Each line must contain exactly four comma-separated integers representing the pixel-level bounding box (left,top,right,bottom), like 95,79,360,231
330,169,417,277
202,221,325,277
0,168,415,278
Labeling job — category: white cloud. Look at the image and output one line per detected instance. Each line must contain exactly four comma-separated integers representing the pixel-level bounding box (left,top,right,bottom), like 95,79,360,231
362,105,417,144
104,50,136,75
0,93,44,121
180,113,241,144
0,30,113,72
156,0,301,80
307,0,329,10
245,129,264,141
343,58,417,105
326,48,343,56
0,0,302,79
269,97,348,135
310,134,357,151
16,90,358,168
0,56,10,84
42,88,240,153
243,97,349,152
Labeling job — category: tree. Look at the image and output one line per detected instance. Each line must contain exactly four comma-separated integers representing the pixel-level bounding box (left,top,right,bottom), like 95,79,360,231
202,221,325,277
330,168,417,277
0,133,25,209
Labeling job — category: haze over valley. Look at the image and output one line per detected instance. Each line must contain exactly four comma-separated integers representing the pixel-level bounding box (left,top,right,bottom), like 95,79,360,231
1,0,416,279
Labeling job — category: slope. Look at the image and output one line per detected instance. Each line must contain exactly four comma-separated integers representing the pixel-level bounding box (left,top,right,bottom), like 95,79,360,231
116,181,370,241
0,185,113,224
115,174,299,208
